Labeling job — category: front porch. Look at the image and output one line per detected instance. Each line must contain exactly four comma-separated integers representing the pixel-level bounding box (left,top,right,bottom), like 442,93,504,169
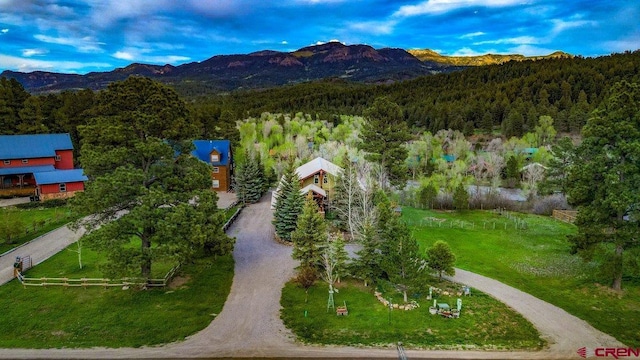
0,186,36,198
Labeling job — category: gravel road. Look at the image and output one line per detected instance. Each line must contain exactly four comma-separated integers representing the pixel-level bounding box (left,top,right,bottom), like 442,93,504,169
0,192,625,359
0,224,84,285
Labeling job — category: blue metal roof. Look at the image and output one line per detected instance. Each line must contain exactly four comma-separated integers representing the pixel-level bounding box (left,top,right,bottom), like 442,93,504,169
0,165,55,176
442,154,456,162
191,140,231,166
0,134,73,160
34,169,88,185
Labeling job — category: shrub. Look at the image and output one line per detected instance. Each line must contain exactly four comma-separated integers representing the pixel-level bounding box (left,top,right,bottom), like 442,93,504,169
16,199,68,209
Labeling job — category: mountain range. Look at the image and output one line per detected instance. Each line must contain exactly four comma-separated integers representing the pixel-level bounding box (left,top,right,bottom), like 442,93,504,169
1,42,570,94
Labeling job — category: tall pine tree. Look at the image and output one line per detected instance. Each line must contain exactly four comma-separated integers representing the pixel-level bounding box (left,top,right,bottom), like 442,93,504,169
360,97,412,188
567,81,640,291
353,223,381,287
235,149,266,204
273,164,304,242
291,196,327,271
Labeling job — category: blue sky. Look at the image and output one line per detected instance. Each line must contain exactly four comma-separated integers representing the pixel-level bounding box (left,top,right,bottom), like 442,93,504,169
0,0,638,74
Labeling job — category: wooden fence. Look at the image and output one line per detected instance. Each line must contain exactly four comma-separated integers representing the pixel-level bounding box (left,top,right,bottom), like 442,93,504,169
17,264,181,289
222,205,244,232
408,209,529,231
16,197,244,290
552,210,578,223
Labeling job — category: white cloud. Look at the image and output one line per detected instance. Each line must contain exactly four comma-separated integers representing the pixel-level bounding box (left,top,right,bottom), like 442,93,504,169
349,20,398,35
507,44,557,56
393,0,523,17
34,34,104,52
113,51,135,61
281,40,288,45
448,47,491,56
314,39,345,46
22,48,47,57
112,47,190,64
459,31,485,39
0,54,111,74
550,18,597,37
1,28,8,34
474,36,539,45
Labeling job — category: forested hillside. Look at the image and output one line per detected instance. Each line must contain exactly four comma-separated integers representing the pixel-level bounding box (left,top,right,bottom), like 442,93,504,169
197,50,639,136
1,50,639,148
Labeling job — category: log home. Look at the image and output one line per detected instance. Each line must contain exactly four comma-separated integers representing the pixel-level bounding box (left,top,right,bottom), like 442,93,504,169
271,157,342,213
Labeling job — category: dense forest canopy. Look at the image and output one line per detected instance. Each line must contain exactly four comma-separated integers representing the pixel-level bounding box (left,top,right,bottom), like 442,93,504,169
201,50,640,136
1,51,639,148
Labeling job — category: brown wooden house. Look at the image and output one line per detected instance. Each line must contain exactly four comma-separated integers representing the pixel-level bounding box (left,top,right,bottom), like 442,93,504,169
192,140,233,191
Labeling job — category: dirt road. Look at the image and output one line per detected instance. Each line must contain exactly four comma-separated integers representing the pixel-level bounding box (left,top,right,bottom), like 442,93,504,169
0,193,624,359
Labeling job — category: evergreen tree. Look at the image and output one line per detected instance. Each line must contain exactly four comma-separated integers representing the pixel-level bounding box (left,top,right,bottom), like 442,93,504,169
539,136,575,195
291,196,327,271
417,182,438,209
73,77,233,280
353,223,381,287
374,193,425,301
235,149,266,204
505,155,520,188
380,220,425,303
360,97,412,188
453,183,469,210
480,111,494,134
273,164,304,242
426,240,456,280
502,109,524,138
0,77,30,134
567,81,640,291
17,96,48,133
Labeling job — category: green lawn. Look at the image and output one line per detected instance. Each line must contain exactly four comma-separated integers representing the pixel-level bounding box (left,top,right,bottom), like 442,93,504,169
24,243,175,280
0,206,77,254
281,279,543,350
0,252,234,348
403,207,640,347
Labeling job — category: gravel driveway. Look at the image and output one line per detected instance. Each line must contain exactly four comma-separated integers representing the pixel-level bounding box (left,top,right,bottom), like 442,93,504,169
0,192,625,359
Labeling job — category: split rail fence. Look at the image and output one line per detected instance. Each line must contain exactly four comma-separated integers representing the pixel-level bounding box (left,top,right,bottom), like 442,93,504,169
15,201,245,289
552,210,578,224
407,209,529,231
17,264,180,289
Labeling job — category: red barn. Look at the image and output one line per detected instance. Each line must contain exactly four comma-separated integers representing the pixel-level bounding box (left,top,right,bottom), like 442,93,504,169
0,134,87,200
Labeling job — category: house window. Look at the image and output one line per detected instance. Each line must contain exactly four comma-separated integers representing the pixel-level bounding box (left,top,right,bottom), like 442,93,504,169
3,160,9,165
323,175,328,184
314,174,319,184
59,183,67,192
22,159,29,164
55,155,61,161
212,167,220,173
211,154,220,162
212,179,220,188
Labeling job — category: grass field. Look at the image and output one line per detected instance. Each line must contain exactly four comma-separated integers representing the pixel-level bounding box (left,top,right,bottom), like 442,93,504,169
0,206,76,254
0,252,234,348
23,242,176,280
281,278,543,350
402,207,640,347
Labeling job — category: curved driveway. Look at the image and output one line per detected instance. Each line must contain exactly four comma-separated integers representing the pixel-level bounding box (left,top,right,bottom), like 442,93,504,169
0,192,624,359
